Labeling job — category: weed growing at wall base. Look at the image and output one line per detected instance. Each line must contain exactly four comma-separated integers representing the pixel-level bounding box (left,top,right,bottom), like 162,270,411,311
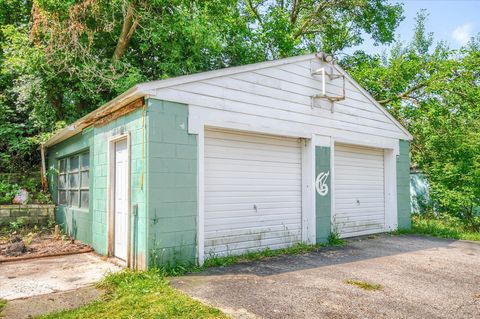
150,239,345,276
203,240,345,269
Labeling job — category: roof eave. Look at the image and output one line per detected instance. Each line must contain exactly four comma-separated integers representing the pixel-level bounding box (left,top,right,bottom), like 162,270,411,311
43,86,147,148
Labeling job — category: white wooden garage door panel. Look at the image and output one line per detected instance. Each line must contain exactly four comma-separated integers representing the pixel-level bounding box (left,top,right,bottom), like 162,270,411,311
204,129,302,256
334,144,385,237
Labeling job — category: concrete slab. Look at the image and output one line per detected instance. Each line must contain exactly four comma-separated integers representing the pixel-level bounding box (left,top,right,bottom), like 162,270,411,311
0,252,122,300
172,235,480,319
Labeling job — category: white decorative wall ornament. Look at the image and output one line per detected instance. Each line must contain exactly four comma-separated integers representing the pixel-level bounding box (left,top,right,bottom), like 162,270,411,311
316,171,330,196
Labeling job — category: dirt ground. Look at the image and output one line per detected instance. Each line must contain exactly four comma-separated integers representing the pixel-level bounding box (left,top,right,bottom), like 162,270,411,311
172,235,480,319
0,227,92,262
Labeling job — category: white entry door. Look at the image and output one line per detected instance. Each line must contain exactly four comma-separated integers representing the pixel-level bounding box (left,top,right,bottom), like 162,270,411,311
114,139,129,260
204,129,302,257
334,144,385,237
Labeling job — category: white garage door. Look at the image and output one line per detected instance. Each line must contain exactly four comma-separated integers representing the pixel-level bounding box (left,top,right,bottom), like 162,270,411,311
204,129,302,257
334,144,385,237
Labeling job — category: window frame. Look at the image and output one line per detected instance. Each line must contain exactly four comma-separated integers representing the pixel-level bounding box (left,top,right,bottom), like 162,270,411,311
57,152,89,209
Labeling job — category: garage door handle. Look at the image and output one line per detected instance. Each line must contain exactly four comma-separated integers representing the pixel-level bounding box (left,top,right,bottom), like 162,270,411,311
253,204,258,212
356,199,360,205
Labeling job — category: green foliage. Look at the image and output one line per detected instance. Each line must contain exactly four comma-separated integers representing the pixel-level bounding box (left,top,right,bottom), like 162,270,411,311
39,269,227,319
342,11,480,222
8,217,25,231
327,231,345,246
0,179,18,203
0,0,402,172
0,173,51,204
397,214,480,241
243,0,403,57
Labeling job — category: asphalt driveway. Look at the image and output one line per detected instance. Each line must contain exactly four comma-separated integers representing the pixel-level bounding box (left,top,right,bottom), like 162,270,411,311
172,235,480,319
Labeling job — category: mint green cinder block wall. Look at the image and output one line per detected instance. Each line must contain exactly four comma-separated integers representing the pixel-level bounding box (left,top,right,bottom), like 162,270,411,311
315,146,332,243
47,129,94,245
146,98,198,266
91,108,148,260
397,140,411,229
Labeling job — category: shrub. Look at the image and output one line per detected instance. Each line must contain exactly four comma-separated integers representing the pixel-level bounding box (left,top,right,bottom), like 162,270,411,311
0,173,52,204
0,180,19,204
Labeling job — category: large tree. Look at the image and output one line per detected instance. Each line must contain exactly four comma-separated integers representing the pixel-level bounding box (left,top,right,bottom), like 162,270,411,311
0,0,403,171
242,0,403,57
342,12,480,224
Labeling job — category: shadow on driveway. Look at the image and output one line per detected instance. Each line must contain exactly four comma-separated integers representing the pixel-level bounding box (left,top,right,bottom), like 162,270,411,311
172,235,480,319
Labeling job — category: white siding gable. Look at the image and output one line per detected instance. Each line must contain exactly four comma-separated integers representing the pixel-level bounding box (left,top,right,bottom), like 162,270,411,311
146,55,411,146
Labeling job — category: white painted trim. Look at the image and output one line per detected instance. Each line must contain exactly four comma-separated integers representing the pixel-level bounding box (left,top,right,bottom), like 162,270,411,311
188,117,311,139
307,135,316,243
197,127,205,265
314,135,331,147
107,133,132,267
384,148,398,230
333,136,399,155
301,136,315,244
186,107,402,148
329,138,336,234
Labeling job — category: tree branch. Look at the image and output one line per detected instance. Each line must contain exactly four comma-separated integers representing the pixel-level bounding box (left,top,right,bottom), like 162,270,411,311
246,0,263,26
377,82,427,105
292,0,327,39
290,0,302,24
113,1,140,61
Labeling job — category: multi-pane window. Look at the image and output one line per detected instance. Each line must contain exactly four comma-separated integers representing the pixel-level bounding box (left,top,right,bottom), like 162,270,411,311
58,152,89,208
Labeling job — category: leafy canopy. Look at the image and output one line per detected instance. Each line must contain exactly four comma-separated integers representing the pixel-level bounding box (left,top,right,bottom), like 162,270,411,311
0,0,403,171
342,11,480,222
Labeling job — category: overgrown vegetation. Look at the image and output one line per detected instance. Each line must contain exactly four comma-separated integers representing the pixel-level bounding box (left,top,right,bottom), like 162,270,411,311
203,239,344,269
0,0,403,172
39,269,227,319
397,214,480,241
0,174,51,204
0,218,56,236
345,279,382,291
155,238,345,277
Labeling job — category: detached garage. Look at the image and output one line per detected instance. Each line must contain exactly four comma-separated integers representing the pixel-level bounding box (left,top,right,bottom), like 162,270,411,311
43,53,412,269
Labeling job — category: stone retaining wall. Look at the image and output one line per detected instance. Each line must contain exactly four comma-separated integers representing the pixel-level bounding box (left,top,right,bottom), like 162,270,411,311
0,205,55,226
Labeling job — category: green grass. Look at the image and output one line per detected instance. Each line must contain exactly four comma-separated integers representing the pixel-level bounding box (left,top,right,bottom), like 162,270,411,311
38,270,227,319
345,279,382,291
396,214,480,241
0,298,7,316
